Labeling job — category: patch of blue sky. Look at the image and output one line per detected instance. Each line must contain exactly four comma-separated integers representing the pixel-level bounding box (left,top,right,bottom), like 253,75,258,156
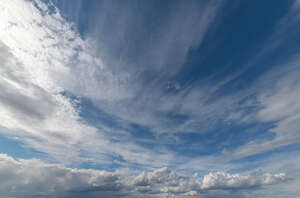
176,1,291,87
77,96,162,150
0,131,46,160
170,121,276,156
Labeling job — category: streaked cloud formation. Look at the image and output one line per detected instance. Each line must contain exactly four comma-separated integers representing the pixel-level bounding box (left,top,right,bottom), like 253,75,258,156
0,0,300,197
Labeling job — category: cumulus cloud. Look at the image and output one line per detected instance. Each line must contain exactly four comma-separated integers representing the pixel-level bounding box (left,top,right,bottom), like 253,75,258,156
0,154,290,198
201,172,287,190
0,153,126,198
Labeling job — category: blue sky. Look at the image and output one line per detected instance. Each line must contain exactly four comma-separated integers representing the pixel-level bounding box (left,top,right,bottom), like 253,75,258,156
0,0,300,197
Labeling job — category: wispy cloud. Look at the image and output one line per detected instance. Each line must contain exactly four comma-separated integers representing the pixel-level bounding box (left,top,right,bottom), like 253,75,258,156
0,2,300,196
52,0,225,134
230,49,300,158
0,0,177,167
0,0,226,167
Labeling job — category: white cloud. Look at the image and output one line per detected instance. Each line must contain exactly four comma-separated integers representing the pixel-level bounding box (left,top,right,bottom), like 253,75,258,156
0,0,174,167
0,39,118,164
201,172,287,190
0,154,290,198
231,57,300,158
0,153,126,198
0,1,299,189
0,43,174,166
0,0,227,167
49,0,225,134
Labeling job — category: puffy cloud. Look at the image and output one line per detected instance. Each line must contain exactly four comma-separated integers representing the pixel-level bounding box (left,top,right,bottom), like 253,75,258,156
0,154,290,198
0,153,127,198
201,172,287,190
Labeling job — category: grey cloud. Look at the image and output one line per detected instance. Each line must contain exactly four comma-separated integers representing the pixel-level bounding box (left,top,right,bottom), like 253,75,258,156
0,42,55,122
0,154,127,198
0,42,175,167
0,154,290,198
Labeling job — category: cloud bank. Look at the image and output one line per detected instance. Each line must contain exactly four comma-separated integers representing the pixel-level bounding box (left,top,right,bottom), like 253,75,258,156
0,154,289,198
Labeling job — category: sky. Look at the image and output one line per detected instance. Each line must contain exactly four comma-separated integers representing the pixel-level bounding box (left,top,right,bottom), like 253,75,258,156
0,0,300,197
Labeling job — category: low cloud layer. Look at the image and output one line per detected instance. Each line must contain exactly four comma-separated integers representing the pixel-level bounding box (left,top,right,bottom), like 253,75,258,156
0,154,289,198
